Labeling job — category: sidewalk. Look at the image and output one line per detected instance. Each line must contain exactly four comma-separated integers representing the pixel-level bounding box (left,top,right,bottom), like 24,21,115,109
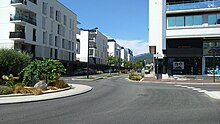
0,84,92,105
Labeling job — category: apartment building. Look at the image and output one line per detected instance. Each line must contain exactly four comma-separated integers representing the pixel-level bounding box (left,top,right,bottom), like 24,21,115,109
126,48,134,62
149,0,220,75
0,0,79,62
76,29,108,65
120,47,128,67
108,39,121,59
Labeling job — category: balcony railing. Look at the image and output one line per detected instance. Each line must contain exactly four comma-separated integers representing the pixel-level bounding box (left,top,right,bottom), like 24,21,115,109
10,32,25,39
10,14,36,26
11,0,27,5
167,1,220,11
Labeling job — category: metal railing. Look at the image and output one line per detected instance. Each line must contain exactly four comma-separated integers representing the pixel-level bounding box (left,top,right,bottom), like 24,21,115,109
10,32,25,39
10,14,36,26
11,0,27,5
167,1,220,11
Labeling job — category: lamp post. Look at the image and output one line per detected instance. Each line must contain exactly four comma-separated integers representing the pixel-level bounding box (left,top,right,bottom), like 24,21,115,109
213,49,216,83
156,52,159,80
81,27,98,79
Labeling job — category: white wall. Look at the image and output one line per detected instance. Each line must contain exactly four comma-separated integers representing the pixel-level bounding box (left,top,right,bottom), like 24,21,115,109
76,31,89,62
149,0,166,58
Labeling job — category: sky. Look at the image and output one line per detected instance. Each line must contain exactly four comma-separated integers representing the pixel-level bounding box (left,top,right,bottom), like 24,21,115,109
58,0,149,55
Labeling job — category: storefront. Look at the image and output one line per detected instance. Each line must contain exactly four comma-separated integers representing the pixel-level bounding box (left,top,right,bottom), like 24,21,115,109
203,41,220,75
166,38,203,75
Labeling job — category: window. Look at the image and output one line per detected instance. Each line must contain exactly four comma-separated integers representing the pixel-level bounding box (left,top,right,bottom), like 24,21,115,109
208,14,216,25
63,15,67,25
185,16,193,26
49,34,53,46
51,21,53,32
175,16,184,26
193,15,202,25
42,2,47,15
167,17,175,27
217,14,220,24
42,16,46,29
43,32,47,44
50,7,54,19
33,29,36,41
56,10,61,22
29,0,37,4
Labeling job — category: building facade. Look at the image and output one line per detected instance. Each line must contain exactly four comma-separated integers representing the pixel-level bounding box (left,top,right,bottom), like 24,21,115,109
126,48,134,62
76,29,108,65
149,0,220,75
0,0,79,62
108,39,121,59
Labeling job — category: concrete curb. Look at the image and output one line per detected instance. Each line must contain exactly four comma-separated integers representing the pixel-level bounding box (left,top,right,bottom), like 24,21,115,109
140,80,220,85
0,84,92,105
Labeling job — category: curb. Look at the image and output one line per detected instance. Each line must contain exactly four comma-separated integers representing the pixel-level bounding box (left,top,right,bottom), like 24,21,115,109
0,84,92,105
140,80,220,85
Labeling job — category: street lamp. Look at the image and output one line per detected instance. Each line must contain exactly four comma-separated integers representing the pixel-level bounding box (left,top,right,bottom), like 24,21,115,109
80,27,98,79
156,52,159,80
213,49,216,83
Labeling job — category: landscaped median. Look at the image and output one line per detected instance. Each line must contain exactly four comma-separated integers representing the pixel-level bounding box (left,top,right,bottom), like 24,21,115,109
128,73,144,82
72,73,121,81
0,84,92,105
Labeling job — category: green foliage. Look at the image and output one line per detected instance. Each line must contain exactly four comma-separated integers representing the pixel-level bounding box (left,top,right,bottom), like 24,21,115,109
134,60,144,69
106,55,116,66
97,71,104,74
0,49,31,77
0,86,13,95
20,59,66,85
15,83,26,87
3,74,16,89
124,60,133,68
129,73,144,81
121,70,129,74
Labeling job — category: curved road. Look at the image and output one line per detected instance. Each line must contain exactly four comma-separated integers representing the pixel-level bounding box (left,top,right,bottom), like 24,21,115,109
1,75,220,124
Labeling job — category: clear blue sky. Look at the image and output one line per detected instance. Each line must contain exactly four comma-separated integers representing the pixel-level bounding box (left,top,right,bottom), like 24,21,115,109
58,0,149,55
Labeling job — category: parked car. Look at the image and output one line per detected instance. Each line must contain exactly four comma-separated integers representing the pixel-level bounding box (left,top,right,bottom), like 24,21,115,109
72,69,84,75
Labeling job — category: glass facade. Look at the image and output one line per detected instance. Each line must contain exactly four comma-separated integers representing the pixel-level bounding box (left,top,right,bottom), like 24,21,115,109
167,13,220,28
167,0,220,11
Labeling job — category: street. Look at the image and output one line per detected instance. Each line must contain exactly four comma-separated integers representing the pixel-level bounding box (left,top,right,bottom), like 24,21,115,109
0,75,220,124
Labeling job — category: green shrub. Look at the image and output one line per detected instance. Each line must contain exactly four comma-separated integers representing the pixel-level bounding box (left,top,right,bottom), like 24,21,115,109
121,70,129,74
97,71,104,74
0,49,31,77
15,83,26,87
0,86,13,95
47,80,56,86
129,73,144,81
5,81,15,89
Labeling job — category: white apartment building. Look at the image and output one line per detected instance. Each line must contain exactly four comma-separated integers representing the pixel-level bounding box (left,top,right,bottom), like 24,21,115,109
149,0,220,75
76,29,108,65
126,48,134,62
0,0,79,62
120,47,128,66
108,39,121,59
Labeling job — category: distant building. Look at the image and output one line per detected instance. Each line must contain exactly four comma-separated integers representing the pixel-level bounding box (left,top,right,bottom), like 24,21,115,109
0,0,79,63
76,29,108,65
108,39,121,59
126,48,134,62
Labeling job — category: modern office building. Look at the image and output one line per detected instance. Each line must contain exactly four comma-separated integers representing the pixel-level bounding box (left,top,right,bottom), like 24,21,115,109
0,0,79,62
76,29,108,65
108,39,121,59
120,47,128,67
149,0,220,75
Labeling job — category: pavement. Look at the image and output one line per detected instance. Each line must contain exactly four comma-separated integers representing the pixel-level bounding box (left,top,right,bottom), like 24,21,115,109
0,84,92,105
142,71,220,100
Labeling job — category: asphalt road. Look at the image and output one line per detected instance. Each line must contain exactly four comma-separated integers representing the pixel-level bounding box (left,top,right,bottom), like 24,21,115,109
1,75,220,124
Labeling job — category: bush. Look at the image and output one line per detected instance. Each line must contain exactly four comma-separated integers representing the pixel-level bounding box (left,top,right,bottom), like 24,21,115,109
15,83,26,87
97,71,104,74
20,59,66,85
121,70,129,74
0,86,13,95
0,49,31,77
14,86,42,95
54,80,69,89
129,73,144,81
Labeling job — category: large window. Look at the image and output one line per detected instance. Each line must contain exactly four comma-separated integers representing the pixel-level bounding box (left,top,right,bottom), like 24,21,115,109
193,15,202,25
168,17,176,27
175,16,184,26
185,16,193,26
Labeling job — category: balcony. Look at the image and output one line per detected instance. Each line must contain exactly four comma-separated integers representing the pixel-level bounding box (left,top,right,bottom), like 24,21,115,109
9,32,25,40
167,1,220,12
89,38,96,43
10,14,36,26
89,44,97,48
11,0,27,8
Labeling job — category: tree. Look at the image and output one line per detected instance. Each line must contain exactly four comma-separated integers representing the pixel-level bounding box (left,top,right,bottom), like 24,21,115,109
124,60,133,69
21,59,66,85
105,55,116,66
0,49,32,77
